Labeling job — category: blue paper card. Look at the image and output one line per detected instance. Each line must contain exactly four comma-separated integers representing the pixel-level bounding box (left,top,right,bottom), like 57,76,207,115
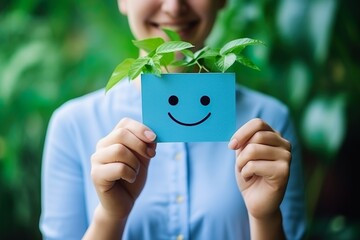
141,73,236,142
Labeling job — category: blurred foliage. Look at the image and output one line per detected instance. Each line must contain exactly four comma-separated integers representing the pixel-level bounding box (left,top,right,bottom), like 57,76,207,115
0,0,359,239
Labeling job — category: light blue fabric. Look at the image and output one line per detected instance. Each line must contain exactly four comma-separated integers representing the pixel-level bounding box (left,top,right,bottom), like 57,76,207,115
40,80,307,240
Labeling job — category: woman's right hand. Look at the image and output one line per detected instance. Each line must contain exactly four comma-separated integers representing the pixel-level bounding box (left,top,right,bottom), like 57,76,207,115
90,117,157,221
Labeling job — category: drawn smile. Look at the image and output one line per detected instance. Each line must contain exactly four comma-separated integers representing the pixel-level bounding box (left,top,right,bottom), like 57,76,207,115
168,112,211,126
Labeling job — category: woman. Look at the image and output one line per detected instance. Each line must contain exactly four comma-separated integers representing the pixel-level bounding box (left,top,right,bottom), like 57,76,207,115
40,0,307,239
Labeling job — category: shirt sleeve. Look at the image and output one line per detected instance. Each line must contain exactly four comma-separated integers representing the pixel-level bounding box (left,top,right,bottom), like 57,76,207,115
39,105,88,240
279,114,308,240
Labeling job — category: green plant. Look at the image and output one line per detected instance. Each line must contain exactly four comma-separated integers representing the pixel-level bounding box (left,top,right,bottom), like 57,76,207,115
105,29,264,92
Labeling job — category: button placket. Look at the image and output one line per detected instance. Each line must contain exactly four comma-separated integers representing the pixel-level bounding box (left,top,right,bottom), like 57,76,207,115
168,143,189,240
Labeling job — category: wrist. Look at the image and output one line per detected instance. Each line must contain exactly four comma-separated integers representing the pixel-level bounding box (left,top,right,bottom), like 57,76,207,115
94,204,127,226
249,209,285,240
83,205,126,240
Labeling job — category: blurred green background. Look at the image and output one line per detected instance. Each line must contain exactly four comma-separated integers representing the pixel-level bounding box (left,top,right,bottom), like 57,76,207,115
0,0,359,239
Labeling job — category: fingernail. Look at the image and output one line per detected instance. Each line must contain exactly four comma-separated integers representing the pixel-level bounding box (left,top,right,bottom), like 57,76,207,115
144,130,156,141
228,138,238,149
147,147,156,157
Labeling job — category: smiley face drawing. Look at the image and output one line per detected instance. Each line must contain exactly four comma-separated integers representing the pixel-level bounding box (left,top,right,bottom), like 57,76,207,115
141,73,235,142
167,94,212,126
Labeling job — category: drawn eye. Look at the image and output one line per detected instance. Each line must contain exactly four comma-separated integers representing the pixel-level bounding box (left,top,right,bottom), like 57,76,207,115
200,95,210,106
168,95,179,106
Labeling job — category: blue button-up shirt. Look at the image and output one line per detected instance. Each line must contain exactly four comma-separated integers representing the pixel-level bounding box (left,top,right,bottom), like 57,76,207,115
40,80,306,239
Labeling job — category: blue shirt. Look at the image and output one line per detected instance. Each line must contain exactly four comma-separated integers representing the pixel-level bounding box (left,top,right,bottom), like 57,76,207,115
40,80,307,240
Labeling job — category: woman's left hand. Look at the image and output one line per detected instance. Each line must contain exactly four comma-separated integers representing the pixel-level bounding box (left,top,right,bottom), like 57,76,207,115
228,118,291,220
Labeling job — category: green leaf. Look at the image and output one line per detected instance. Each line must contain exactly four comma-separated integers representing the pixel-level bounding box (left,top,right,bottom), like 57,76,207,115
143,64,162,76
128,57,150,80
162,28,181,41
182,46,219,68
132,37,165,53
236,55,261,71
193,46,210,59
195,48,219,60
156,41,194,54
147,56,161,68
105,58,135,92
202,57,221,72
215,53,237,72
170,59,189,67
181,49,194,58
220,38,265,55
158,52,175,66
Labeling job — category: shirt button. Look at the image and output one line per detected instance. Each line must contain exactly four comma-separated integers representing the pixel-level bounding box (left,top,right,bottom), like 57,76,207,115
174,152,183,160
176,195,184,204
176,234,184,240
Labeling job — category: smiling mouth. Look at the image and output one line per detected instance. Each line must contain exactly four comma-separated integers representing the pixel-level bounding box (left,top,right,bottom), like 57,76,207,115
168,112,211,126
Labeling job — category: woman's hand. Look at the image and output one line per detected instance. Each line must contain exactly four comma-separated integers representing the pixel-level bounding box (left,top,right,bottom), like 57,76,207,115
90,118,157,221
228,118,291,220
